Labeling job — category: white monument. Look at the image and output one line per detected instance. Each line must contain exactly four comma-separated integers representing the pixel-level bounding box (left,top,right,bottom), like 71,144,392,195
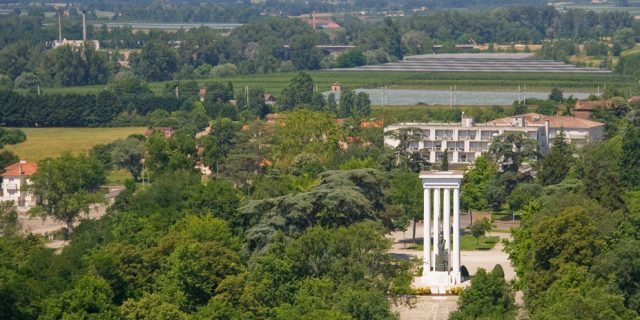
414,170,464,292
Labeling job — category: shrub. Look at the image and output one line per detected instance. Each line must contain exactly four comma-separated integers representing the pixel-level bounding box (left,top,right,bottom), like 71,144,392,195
414,287,431,295
491,264,505,278
446,287,464,295
210,63,238,78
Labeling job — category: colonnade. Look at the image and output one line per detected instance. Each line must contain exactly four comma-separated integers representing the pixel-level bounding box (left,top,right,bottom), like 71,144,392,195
419,171,463,285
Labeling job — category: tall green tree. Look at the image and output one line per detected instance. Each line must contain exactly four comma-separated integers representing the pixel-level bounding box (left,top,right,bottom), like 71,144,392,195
390,169,423,243
489,131,538,172
279,72,314,111
537,129,574,186
620,124,640,188
132,40,179,81
27,152,106,234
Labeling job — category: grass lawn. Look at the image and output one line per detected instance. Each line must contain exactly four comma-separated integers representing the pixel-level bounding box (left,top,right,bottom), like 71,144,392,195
107,168,133,185
406,235,499,251
461,235,500,251
5,127,147,162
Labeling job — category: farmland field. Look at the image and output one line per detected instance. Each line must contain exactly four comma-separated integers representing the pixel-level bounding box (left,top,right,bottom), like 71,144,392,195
36,70,635,97
4,127,146,162
339,53,611,73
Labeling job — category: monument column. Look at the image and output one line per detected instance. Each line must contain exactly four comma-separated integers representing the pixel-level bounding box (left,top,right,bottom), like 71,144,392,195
453,187,461,278
432,188,440,266
423,188,431,273
443,187,451,263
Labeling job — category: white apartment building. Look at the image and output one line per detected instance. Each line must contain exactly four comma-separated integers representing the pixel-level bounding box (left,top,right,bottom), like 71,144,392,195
384,113,604,165
485,113,604,148
0,159,38,209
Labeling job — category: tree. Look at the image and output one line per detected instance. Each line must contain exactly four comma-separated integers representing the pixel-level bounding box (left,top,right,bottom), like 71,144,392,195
537,129,574,186
210,63,238,77
620,125,640,188
351,92,371,119
338,88,355,118
461,155,496,212
450,268,515,320
506,183,542,213
440,151,449,171
611,96,630,117
391,169,423,243
0,201,19,237
549,87,563,102
279,72,314,111
13,72,39,91
39,275,120,319
489,131,538,172
27,153,106,235
274,109,344,160
121,293,187,320
0,74,12,90
290,34,323,70
470,219,492,250
0,149,19,173
107,75,152,95
112,138,146,181
336,48,365,68
132,40,178,81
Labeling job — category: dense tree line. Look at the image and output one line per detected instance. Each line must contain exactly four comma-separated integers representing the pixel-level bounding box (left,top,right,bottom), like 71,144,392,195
0,90,183,127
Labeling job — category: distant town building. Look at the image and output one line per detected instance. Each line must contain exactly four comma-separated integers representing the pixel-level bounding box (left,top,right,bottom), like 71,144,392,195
1,159,38,209
384,113,604,164
52,39,101,50
308,18,342,30
145,127,176,138
264,94,277,105
573,99,612,120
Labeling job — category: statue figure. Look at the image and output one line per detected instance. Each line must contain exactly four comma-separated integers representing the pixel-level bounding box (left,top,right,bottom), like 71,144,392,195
434,231,449,271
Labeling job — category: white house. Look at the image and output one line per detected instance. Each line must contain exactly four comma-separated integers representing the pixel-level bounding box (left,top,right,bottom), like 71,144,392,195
1,159,38,209
384,113,604,165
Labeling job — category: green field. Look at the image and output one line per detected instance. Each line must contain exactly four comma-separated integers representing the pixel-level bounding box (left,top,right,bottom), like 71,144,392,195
35,71,635,97
5,127,147,162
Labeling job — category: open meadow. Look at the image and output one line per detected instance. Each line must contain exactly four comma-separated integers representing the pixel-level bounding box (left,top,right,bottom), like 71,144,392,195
4,127,147,162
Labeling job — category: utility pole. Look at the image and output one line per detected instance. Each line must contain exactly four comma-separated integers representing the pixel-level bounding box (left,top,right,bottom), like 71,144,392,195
58,10,62,42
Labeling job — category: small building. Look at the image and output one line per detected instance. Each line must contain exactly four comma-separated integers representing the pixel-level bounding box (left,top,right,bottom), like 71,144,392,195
264,94,277,105
573,99,611,120
52,39,101,51
199,88,207,102
331,82,342,92
308,18,342,30
1,159,38,209
145,127,176,138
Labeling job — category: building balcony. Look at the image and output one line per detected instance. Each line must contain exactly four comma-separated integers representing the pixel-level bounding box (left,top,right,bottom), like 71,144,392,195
5,184,18,190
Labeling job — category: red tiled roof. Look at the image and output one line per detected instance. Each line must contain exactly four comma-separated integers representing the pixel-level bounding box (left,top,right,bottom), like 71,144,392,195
485,113,604,129
2,162,37,177
575,99,611,111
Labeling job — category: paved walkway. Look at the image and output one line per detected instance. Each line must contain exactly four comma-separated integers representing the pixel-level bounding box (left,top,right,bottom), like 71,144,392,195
390,220,518,319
